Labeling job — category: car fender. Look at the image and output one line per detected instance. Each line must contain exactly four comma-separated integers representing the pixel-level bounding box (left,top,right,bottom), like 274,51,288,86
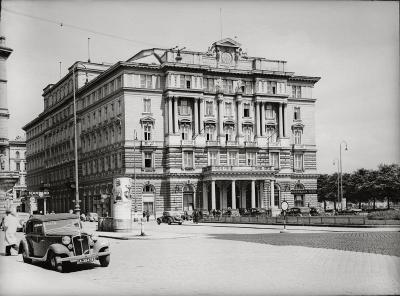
93,239,110,253
46,243,70,258
19,238,29,254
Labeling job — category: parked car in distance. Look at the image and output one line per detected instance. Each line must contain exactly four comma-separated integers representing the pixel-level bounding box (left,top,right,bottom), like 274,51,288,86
198,209,210,219
157,211,183,225
16,212,31,232
221,208,241,217
19,213,110,272
181,210,193,221
283,207,311,217
86,212,99,222
310,207,321,216
250,208,269,217
338,209,363,215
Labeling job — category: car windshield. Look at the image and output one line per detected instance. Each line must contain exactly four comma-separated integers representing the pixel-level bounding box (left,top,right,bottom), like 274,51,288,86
44,219,81,234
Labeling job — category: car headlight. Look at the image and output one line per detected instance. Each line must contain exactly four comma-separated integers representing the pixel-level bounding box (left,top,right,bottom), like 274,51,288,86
67,244,73,250
62,236,71,245
91,234,98,242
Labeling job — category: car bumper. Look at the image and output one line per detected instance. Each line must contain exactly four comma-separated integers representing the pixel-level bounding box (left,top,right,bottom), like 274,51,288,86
58,251,110,264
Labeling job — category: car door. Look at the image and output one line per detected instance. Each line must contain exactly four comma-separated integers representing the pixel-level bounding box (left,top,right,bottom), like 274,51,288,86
31,221,46,257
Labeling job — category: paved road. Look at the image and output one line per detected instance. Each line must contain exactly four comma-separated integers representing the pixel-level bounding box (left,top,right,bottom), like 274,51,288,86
0,222,399,296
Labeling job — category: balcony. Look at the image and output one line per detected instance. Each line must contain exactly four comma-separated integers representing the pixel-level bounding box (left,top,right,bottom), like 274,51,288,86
244,141,257,147
181,140,194,146
225,140,238,147
141,140,155,147
202,165,273,175
206,140,220,147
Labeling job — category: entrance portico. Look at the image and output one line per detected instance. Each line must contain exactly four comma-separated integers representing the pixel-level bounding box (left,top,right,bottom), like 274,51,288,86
201,165,275,210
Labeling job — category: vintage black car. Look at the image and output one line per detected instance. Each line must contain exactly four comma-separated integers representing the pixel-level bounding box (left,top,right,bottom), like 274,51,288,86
19,213,110,272
157,211,183,225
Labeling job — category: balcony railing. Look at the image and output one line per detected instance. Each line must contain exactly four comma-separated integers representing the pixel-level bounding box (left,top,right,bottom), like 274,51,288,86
181,140,194,146
206,140,220,146
226,140,238,147
244,141,257,147
141,140,155,147
203,165,272,173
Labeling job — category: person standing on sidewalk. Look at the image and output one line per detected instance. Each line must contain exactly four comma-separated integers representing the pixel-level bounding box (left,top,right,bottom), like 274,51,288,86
146,210,150,222
2,209,21,256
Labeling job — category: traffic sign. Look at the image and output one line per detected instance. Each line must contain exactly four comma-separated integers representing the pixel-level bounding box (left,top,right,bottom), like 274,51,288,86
281,201,289,211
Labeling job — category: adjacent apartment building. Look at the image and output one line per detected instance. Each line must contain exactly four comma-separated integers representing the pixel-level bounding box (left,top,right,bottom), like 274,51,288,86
23,38,320,218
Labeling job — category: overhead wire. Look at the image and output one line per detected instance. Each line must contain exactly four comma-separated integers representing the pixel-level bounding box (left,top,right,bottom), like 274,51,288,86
3,7,166,48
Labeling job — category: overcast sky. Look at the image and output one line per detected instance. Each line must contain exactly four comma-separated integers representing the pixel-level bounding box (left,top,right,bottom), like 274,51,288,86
2,0,399,174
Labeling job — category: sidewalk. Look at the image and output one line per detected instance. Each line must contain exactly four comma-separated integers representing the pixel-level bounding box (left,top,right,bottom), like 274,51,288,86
89,220,400,240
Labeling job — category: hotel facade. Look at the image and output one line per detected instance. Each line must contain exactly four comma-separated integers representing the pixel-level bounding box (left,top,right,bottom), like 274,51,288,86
23,38,320,218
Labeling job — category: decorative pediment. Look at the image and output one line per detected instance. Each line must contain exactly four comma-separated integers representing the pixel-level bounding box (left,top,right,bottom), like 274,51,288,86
291,121,305,130
204,118,217,125
212,38,242,48
126,49,164,64
178,118,192,124
140,116,155,124
242,120,254,126
223,119,235,126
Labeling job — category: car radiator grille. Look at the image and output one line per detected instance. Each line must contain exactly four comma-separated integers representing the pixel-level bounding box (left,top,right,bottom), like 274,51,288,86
72,235,90,256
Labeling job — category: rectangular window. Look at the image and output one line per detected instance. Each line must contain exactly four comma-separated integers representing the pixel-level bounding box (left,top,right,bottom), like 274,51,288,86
205,101,213,116
144,125,152,141
143,98,151,113
292,86,302,98
294,130,301,144
180,99,189,115
225,126,234,141
140,75,146,88
270,152,279,169
146,75,152,88
225,102,232,116
205,125,214,141
227,151,237,166
294,107,301,120
16,162,20,171
266,104,274,119
144,152,152,168
208,79,214,92
266,127,277,142
243,103,250,117
181,124,190,140
246,152,256,166
208,151,218,165
183,151,194,168
243,126,253,142
294,154,303,170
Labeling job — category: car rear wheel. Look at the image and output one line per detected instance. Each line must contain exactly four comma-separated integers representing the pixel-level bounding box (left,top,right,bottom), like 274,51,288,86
99,248,110,267
167,218,172,225
48,252,63,272
178,222,182,225
157,219,161,225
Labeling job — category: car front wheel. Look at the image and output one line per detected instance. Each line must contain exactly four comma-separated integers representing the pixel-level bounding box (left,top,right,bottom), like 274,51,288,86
48,252,63,272
99,248,110,267
157,219,161,225
21,244,31,264
168,218,172,225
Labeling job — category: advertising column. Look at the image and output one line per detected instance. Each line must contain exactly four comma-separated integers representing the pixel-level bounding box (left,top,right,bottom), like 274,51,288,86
112,177,132,232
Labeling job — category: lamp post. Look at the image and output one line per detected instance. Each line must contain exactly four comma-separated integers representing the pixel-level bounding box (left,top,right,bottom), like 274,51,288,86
339,141,348,210
333,159,340,212
72,62,88,216
133,129,138,222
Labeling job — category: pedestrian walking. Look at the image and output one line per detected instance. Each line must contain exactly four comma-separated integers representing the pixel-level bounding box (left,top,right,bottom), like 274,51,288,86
193,210,198,224
142,211,146,220
146,210,150,222
2,209,21,256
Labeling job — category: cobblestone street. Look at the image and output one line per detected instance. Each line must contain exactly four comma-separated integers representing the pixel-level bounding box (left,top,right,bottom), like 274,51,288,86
0,222,399,296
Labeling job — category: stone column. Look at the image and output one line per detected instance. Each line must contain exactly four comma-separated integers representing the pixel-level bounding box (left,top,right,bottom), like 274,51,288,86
168,97,173,134
255,102,260,137
270,180,275,207
199,98,204,134
194,98,199,135
278,103,283,138
202,182,208,210
174,97,179,134
231,180,236,209
218,94,224,138
211,180,216,210
261,102,266,136
251,180,256,208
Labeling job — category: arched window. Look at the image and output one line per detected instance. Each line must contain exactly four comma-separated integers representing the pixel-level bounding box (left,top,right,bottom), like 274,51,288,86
143,184,154,193
16,151,20,159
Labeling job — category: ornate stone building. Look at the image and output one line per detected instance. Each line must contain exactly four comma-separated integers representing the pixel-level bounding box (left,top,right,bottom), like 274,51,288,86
23,38,320,218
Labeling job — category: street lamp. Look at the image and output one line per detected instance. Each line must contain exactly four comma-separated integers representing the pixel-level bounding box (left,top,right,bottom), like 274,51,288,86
72,62,88,216
133,129,138,222
333,159,340,212
339,140,348,210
